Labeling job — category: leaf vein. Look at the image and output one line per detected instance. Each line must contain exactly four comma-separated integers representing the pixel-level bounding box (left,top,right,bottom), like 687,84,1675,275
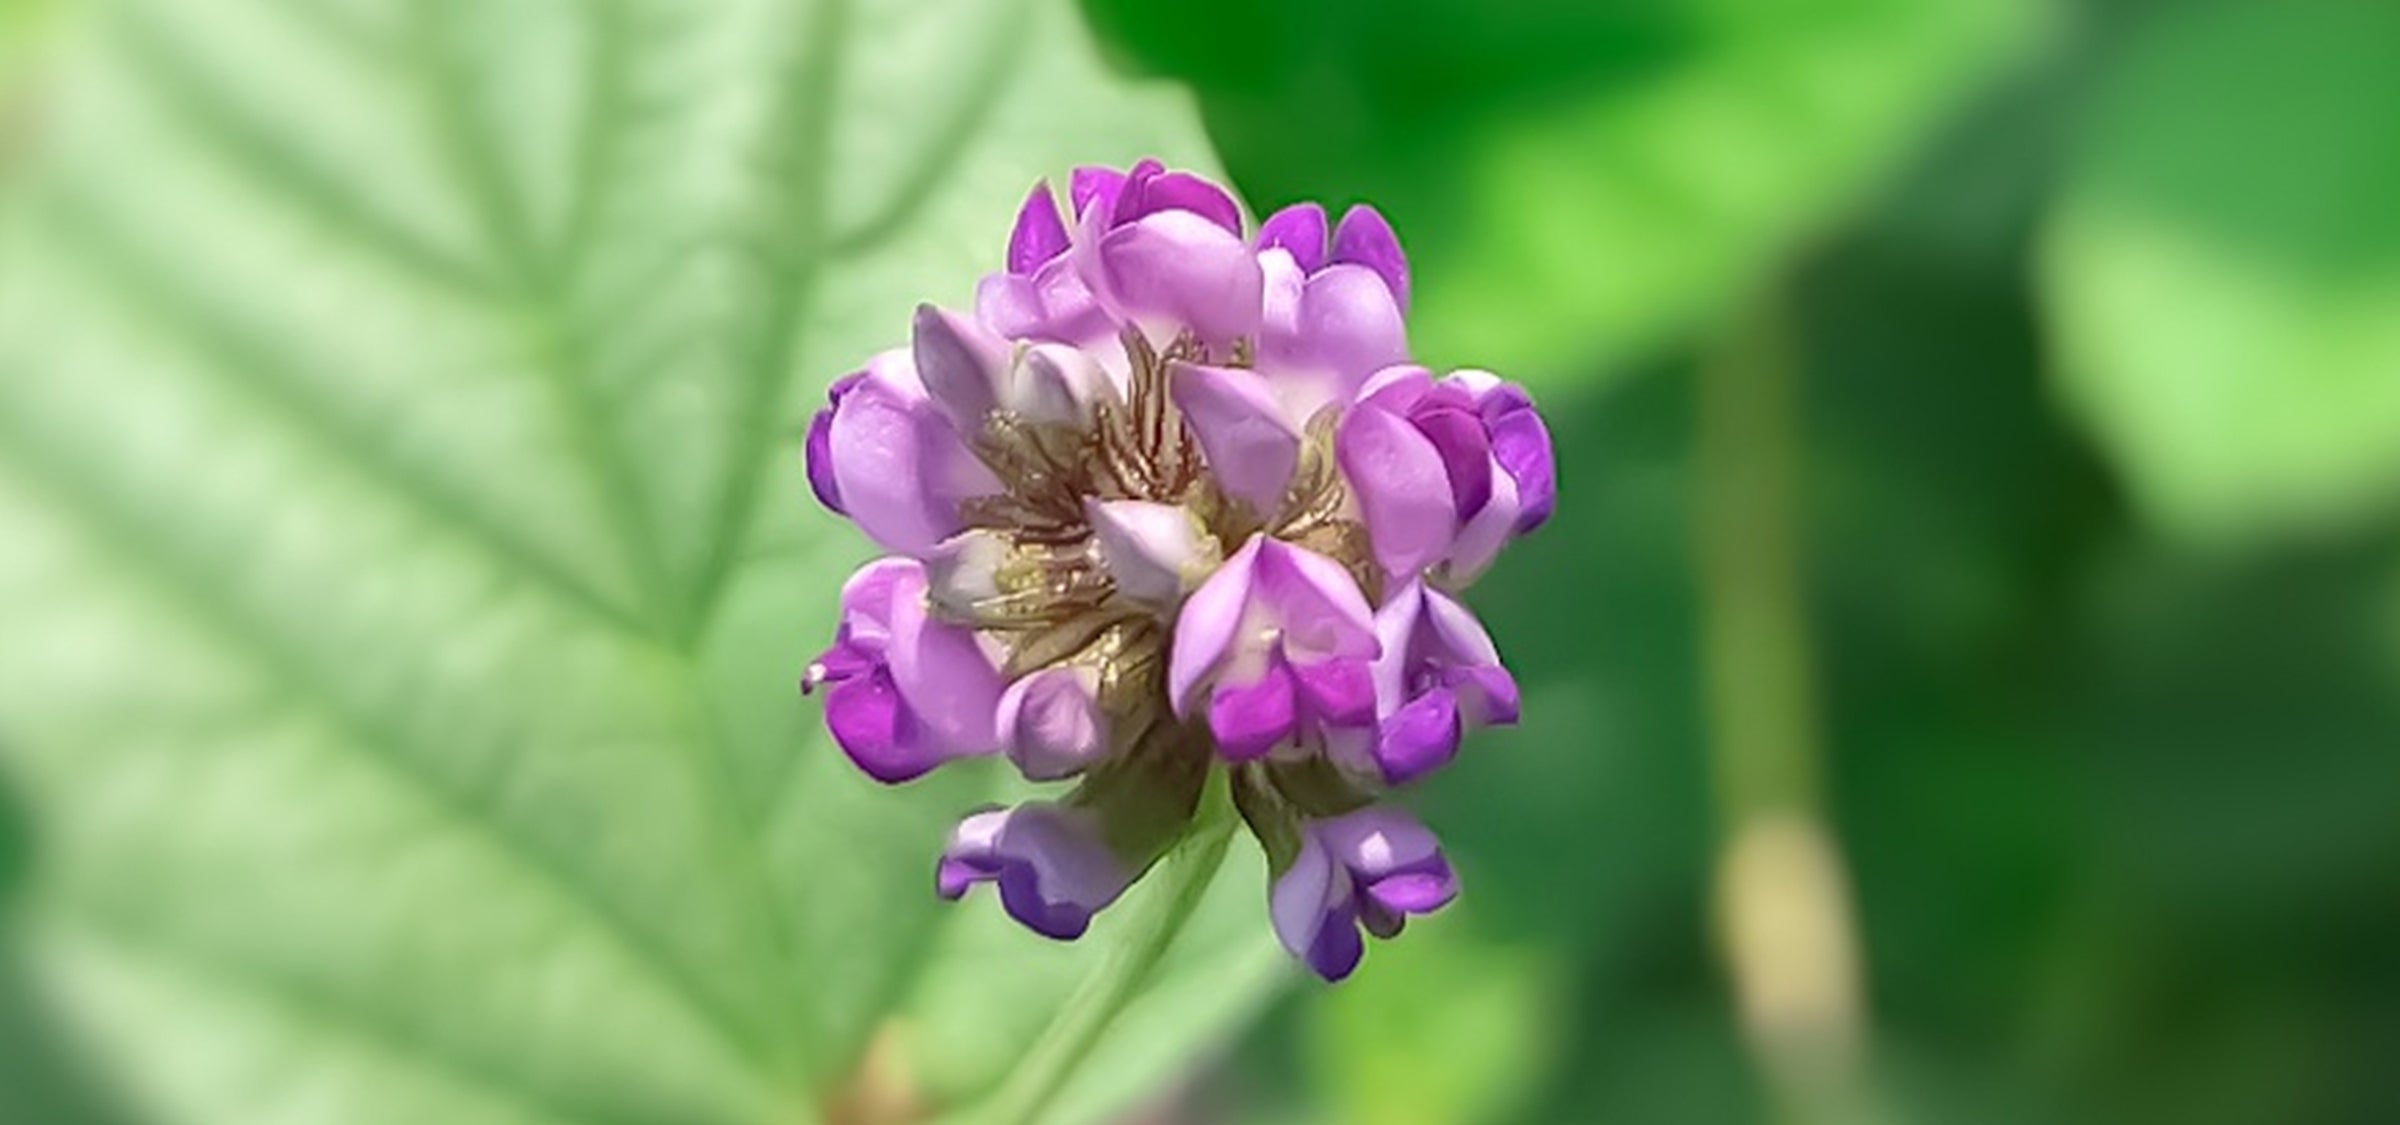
0,399,781,1076
46,198,656,641
60,909,744,1125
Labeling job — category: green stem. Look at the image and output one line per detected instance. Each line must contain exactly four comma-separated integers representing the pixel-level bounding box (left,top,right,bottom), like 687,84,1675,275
1695,293,1877,1125
961,771,1239,1125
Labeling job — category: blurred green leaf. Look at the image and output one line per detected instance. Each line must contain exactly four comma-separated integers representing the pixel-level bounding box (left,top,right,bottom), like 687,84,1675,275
1389,370,1736,1123
2,0,63,59
1091,0,2050,390
1,0,63,171
1304,916,1564,1125
1550,999,1765,1124
1408,0,2050,388
0,0,1277,1122
2042,0,2400,541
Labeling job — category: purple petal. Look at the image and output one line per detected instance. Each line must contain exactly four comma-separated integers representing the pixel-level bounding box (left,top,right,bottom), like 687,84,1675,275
1409,400,1495,521
1366,580,1516,745
1101,159,1164,228
1258,244,1305,345
1363,864,1459,916
1013,344,1115,422
1317,805,1446,879
1169,534,1263,714
938,804,1133,940
912,304,1011,433
1070,165,1128,219
808,370,868,511
1093,212,1264,346
1369,580,1429,714
1270,832,1341,959
974,272,1044,339
935,856,982,900
1112,164,1244,235
1086,498,1217,607
827,362,989,556
1259,264,1408,403
1208,662,1297,761
1374,687,1461,785
1443,469,1520,583
833,556,919,648
1336,403,1458,581
976,258,1111,346
802,640,874,694
1007,182,1071,276
1447,664,1522,728
1169,362,1300,516
1294,656,1376,730
994,867,1098,939
1488,400,1556,533
1332,205,1410,311
1356,363,1436,411
1254,540,1381,662
1460,371,1528,415
1257,202,1330,273
1420,584,1504,668
936,808,1010,898
1298,265,1410,386
826,668,929,783
1304,903,1367,982
999,668,1108,781
887,587,1004,756
803,406,843,514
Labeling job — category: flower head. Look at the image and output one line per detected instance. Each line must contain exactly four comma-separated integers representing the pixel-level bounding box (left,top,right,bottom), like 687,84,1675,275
801,161,1554,981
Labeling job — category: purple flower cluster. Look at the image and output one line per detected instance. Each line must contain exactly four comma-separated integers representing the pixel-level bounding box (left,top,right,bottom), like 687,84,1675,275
802,161,1554,981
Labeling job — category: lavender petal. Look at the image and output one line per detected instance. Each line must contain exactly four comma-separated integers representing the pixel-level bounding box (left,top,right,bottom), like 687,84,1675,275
1257,202,1330,273
1208,662,1298,761
1332,204,1410,311
1374,687,1461,785
1169,361,1302,517
1337,402,1458,581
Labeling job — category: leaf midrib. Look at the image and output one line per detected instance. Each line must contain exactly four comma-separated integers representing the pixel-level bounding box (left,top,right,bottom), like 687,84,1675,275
6,0,1120,1115
0,396,772,1089
10,0,875,1109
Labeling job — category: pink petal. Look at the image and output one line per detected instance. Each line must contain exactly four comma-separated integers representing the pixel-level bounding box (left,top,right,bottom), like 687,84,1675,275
1332,204,1410,311
1336,404,1457,581
1007,182,1070,275
1168,534,1264,714
1169,361,1301,517
1257,202,1330,273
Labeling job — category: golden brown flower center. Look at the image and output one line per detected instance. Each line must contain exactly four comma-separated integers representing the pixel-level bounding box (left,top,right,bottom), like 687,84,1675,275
933,330,1373,758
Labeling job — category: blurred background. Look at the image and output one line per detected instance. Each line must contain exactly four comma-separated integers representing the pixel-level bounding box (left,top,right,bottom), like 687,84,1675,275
1073,0,2400,1121
3,0,2398,1123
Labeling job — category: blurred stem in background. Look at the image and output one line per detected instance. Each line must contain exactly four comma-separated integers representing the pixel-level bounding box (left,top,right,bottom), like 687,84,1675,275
1697,290,1878,1125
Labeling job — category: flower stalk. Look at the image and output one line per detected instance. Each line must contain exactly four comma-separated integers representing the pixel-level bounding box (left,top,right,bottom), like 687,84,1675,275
1697,292,1878,1124
968,772,1239,1125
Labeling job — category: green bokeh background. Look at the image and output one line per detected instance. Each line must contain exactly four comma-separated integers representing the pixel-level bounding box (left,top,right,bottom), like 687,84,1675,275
4,0,2399,1122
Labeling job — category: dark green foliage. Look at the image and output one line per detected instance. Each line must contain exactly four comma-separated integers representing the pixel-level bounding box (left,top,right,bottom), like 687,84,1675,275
1084,0,2400,1120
